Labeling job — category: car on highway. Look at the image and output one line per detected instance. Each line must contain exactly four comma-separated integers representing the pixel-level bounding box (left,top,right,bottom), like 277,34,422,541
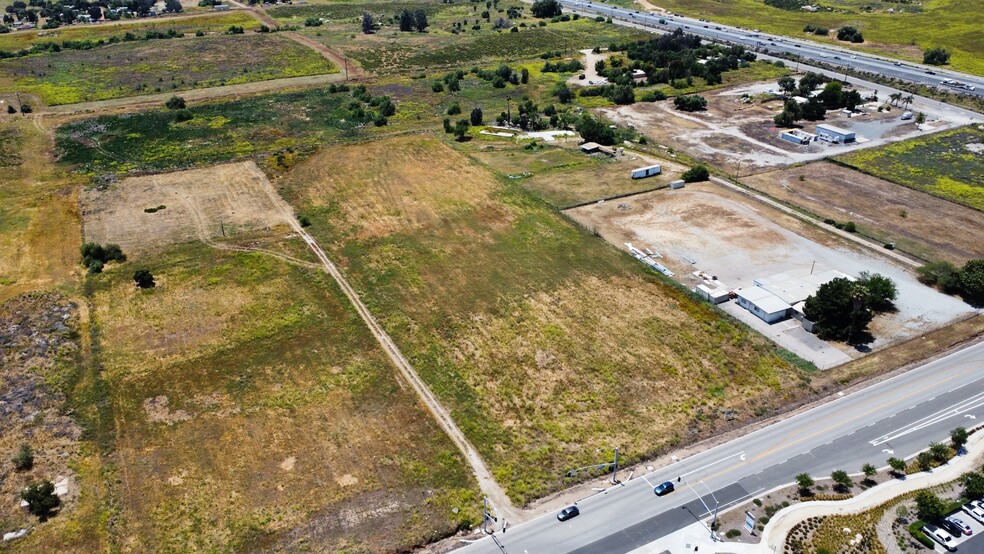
926,70,937,75
833,56,841,60
557,506,580,521
943,515,972,536
962,501,984,524
715,26,721,30
653,481,675,496
894,61,903,66
924,524,957,552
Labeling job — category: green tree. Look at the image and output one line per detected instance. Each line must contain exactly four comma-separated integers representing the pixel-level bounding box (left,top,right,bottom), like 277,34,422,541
818,81,843,109
21,480,59,520
777,75,797,96
837,26,863,43
470,106,483,126
11,443,33,471
857,272,897,312
862,463,877,479
453,119,470,141
414,9,428,31
801,97,826,120
831,469,852,493
163,0,182,12
681,165,709,183
923,47,951,65
521,67,529,84
165,96,186,110
674,95,707,112
611,85,635,105
917,451,934,471
446,102,461,115
432,81,444,93
133,269,155,289
804,277,872,342
398,9,415,31
795,473,814,496
960,259,984,305
575,114,615,145
964,472,984,500
929,442,950,463
917,260,962,293
914,490,945,523
20,103,32,114
887,457,906,476
361,11,374,34
531,0,561,18
950,427,969,449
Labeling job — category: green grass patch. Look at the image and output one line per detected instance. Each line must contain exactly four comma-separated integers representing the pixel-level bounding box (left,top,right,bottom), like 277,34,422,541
55,87,382,176
651,0,984,76
0,12,261,52
1,33,336,105
835,126,984,212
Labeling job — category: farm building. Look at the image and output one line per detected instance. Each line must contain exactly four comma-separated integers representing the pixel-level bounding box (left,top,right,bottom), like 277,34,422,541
779,129,816,145
630,164,661,179
815,124,856,144
580,142,616,156
754,270,853,306
631,69,647,81
696,284,730,304
736,287,791,324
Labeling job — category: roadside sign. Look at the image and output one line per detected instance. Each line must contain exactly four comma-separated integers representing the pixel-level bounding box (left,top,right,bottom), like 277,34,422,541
744,511,756,535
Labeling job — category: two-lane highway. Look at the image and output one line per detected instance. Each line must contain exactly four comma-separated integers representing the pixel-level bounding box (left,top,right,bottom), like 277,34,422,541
558,0,984,97
458,340,984,553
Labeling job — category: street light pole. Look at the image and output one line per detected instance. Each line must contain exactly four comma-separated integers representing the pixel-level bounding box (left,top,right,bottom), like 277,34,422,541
611,447,619,484
681,477,717,541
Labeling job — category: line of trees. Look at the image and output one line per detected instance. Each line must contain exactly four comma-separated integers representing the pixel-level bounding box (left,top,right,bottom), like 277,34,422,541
917,258,984,306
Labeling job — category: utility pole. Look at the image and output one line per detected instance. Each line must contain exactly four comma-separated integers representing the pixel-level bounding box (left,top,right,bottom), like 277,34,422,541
344,57,348,81
734,160,742,181
505,96,511,127
611,447,619,484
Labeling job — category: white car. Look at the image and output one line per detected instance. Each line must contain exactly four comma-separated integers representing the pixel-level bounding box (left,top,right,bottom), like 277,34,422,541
924,524,956,552
962,501,984,524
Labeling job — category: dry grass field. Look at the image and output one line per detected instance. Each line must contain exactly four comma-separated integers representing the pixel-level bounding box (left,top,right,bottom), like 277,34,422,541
469,141,691,208
277,134,812,504
742,161,984,265
0,120,81,302
81,161,292,255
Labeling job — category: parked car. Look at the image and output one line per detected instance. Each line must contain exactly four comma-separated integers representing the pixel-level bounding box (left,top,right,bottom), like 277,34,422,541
944,515,972,536
654,481,675,496
962,501,984,524
557,505,580,522
924,524,956,552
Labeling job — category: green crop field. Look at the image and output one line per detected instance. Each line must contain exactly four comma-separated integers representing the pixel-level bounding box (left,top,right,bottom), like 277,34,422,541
0,33,335,105
652,0,984,76
277,135,812,504
836,126,984,212
0,12,261,52
54,86,388,175
73,242,478,552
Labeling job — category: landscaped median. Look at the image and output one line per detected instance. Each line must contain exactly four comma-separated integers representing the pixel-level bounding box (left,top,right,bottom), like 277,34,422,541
760,427,984,552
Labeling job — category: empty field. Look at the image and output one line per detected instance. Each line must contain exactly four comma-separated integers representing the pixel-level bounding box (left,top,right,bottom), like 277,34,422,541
76,241,479,552
0,33,336,105
651,0,984,76
0,121,81,302
835,126,984,212
278,135,813,504
742,161,984,265
81,161,290,255
469,142,690,207
0,12,261,52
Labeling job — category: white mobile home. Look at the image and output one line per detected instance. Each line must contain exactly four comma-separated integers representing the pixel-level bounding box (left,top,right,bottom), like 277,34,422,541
630,164,661,179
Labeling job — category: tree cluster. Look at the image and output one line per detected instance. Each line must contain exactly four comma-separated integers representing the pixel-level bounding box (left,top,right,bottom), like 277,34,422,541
681,165,709,182
802,24,828,36
923,47,951,66
575,114,615,145
917,258,984,305
764,0,807,10
530,0,561,18
803,273,897,343
836,25,864,43
614,30,755,88
21,481,59,520
398,9,428,32
80,242,126,274
541,59,583,73
673,94,707,112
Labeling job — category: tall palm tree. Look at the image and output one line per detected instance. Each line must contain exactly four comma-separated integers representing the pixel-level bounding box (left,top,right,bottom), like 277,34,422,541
888,92,901,107
847,282,869,344
903,95,914,109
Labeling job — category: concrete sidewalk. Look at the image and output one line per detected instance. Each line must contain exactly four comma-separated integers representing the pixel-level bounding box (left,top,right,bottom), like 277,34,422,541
626,427,984,553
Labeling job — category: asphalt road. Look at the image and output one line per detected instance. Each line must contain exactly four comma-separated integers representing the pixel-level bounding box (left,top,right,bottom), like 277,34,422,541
559,0,984,98
457,339,984,553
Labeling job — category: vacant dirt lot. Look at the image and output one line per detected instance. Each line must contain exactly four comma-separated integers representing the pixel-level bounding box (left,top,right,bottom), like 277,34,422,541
81,161,289,254
743,161,984,265
567,183,975,360
596,81,970,173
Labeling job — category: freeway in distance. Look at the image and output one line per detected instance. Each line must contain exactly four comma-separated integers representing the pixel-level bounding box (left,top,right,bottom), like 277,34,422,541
457,340,984,554
559,0,984,99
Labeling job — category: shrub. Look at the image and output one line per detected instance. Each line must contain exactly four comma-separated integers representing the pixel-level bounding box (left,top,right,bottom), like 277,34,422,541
674,95,707,112
22,481,59,520
681,165,709,182
432,81,444,93
726,529,741,538
12,444,33,471
843,221,856,233
923,47,950,65
174,109,194,123
133,269,156,289
446,102,461,115
165,96,186,110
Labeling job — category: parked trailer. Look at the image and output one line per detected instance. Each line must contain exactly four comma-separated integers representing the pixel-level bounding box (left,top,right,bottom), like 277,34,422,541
630,164,662,179
669,180,685,189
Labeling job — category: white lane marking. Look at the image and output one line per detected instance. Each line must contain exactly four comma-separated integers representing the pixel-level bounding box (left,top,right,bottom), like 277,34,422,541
869,391,984,446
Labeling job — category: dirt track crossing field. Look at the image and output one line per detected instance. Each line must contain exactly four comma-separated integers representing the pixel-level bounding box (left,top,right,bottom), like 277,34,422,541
81,161,290,254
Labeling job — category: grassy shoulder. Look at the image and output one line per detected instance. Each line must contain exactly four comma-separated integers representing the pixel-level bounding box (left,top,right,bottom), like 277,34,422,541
82,241,478,552
834,126,984,213
0,33,336,106
651,0,984,76
276,134,811,504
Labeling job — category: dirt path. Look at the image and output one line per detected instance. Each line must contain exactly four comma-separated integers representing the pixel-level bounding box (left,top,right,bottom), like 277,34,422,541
284,32,366,79
40,73,347,116
214,164,520,522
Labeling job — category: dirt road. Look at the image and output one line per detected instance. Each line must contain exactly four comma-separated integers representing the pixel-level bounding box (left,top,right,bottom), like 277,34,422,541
284,33,366,79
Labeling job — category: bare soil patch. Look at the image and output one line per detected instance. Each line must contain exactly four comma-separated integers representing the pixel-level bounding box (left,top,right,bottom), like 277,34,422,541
81,161,290,255
742,161,984,265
